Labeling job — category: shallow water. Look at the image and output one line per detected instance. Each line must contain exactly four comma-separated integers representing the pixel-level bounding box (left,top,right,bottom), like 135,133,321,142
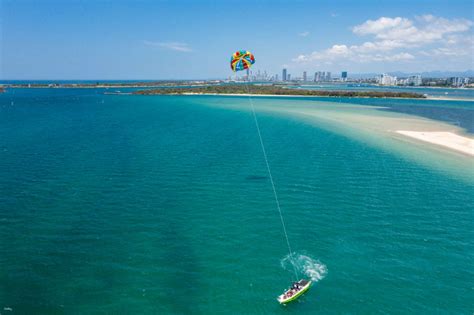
0,89,473,313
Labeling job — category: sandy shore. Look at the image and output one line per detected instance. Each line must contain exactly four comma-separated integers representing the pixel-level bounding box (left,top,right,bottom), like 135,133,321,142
181,92,473,101
191,94,473,181
181,92,310,97
179,92,426,100
425,96,474,102
252,101,474,159
396,131,474,156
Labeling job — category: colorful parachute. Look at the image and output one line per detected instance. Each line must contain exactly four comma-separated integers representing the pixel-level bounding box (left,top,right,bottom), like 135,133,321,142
230,50,255,72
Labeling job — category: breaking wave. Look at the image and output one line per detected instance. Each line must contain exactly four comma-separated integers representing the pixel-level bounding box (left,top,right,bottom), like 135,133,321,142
280,252,327,282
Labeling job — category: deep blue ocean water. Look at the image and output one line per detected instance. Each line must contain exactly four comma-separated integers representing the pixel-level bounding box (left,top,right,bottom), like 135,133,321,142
0,89,473,314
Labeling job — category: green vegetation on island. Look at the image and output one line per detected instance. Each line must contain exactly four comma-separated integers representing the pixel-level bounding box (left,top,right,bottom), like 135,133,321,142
133,84,426,98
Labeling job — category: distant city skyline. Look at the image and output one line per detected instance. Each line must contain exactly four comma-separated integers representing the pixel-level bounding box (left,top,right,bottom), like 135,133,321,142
227,65,472,87
2,0,473,79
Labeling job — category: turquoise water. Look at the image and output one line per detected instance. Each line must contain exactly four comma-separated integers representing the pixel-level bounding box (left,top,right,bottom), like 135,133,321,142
0,89,473,314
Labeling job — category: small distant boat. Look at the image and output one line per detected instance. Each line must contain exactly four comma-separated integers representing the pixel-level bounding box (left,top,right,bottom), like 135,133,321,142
277,279,312,304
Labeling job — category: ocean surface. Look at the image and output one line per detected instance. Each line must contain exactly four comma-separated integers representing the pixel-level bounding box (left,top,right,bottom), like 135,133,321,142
0,89,473,314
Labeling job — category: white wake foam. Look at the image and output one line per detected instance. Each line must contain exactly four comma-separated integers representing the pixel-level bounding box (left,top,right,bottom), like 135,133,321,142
280,252,327,282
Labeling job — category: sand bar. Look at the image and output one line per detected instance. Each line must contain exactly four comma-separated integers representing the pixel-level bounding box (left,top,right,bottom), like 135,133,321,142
396,131,474,156
180,92,473,101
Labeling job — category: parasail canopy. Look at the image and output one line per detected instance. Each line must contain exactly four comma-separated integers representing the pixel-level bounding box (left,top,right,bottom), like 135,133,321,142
230,50,255,72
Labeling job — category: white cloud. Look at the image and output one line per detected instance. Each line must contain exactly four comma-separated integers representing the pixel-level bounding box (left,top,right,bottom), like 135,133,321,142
371,52,415,61
299,31,310,37
433,48,466,56
352,15,473,44
350,40,408,53
143,40,192,52
294,44,414,64
327,44,351,55
293,44,351,63
353,17,413,36
292,15,473,69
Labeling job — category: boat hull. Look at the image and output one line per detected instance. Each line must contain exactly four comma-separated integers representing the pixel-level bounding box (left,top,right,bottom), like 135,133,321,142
277,280,312,304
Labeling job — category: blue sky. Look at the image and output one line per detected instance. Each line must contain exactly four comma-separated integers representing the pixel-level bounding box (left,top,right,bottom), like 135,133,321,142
2,0,473,79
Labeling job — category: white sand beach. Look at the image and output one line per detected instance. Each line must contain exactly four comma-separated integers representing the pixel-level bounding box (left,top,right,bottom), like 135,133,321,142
396,131,474,156
180,92,473,101
180,92,423,99
199,96,474,182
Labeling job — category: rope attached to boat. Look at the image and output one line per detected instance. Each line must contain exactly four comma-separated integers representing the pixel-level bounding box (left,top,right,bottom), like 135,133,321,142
244,83,299,281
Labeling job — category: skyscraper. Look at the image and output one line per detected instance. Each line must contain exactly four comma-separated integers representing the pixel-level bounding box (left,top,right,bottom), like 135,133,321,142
377,73,397,85
341,71,348,81
326,72,331,81
303,71,307,82
287,74,291,81
314,71,324,82
407,75,421,86
448,77,463,87
282,68,287,81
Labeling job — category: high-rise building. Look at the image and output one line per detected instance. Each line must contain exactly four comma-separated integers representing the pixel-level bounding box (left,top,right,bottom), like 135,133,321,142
314,71,338,82
287,74,291,81
448,77,464,87
303,71,307,82
314,71,323,82
376,73,397,85
282,68,287,81
275,74,279,81
407,75,422,86
341,71,348,81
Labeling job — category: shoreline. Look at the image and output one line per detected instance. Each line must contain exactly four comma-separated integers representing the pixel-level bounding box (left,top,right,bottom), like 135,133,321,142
222,98,474,162
4,86,472,101
395,131,474,156
138,92,473,102
132,85,426,99
137,92,426,100
181,92,424,100
424,96,474,102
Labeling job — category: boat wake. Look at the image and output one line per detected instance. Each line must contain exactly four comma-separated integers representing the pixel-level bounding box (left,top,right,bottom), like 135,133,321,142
280,252,327,282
